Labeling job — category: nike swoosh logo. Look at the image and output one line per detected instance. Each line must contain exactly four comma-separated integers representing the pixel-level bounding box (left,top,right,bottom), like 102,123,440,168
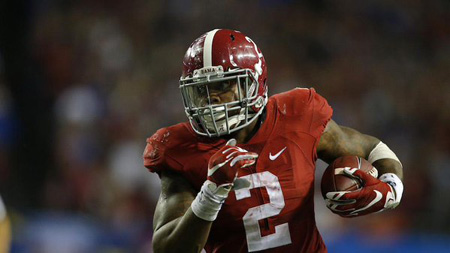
269,147,287,161
350,190,383,215
384,190,396,208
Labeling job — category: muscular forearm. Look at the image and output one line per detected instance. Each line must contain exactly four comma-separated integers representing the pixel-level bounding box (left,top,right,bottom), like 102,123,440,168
373,158,403,181
318,121,379,164
153,169,216,253
153,207,212,253
366,140,403,180
152,139,254,252
319,121,403,180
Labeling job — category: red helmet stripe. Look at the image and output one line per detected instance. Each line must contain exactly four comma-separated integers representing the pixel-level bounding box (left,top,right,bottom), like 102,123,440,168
203,29,219,67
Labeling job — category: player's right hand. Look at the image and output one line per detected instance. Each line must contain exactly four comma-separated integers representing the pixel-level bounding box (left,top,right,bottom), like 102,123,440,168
191,139,258,221
207,139,258,190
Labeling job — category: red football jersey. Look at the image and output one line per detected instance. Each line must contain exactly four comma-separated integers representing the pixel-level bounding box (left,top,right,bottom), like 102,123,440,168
144,88,333,252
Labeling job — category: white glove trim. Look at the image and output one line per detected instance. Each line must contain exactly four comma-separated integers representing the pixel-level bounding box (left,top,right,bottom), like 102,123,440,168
379,173,404,209
348,190,383,216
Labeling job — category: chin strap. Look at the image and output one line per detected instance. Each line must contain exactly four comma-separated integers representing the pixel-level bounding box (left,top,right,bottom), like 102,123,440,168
204,108,256,135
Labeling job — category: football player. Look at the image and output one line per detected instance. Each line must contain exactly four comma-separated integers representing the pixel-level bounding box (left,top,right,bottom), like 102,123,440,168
144,29,404,252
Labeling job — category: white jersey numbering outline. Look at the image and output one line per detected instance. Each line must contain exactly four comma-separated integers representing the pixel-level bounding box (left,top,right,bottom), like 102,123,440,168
235,171,292,252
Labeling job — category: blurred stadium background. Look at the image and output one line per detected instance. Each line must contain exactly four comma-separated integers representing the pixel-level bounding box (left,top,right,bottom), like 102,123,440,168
0,0,449,252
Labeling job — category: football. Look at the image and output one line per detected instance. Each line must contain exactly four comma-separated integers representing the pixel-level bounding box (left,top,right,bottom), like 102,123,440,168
321,156,378,198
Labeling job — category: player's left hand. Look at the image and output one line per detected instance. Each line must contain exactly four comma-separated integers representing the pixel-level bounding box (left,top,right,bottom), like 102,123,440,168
325,168,401,217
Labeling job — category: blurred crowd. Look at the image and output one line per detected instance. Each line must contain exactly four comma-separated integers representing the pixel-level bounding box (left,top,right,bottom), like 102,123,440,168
0,0,449,252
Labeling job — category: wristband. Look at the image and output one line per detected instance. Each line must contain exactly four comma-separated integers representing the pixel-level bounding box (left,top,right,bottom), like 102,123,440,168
191,180,231,221
368,142,402,167
379,173,404,208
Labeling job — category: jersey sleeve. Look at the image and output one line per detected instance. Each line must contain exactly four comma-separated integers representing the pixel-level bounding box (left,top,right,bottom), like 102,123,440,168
143,137,162,173
143,128,183,173
274,87,333,144
308,88,333,140
276,87,333,135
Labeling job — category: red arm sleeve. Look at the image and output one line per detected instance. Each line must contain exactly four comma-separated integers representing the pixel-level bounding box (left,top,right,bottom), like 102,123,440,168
308,88,333,141
273,87,333,161
143,128,183,173
277,87,333,136
143,138,163,173
305,88,333,160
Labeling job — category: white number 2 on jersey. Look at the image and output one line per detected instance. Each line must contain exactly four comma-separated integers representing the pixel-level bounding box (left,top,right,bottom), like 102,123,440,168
235,171,292,252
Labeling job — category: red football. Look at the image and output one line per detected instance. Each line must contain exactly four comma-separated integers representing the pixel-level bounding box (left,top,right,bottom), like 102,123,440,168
321,156,378,199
